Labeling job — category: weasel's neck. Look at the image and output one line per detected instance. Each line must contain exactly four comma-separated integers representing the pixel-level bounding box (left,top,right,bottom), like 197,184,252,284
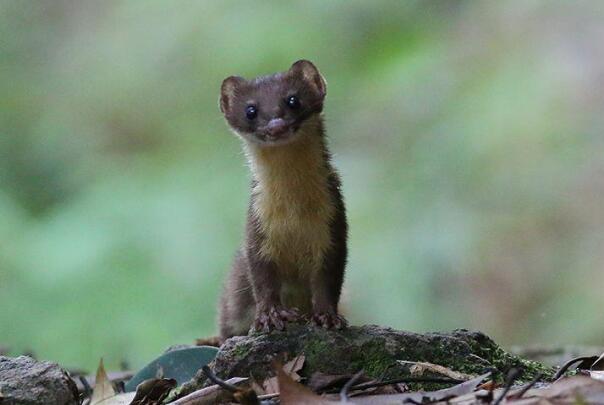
245,116,331,195
244,115,336,270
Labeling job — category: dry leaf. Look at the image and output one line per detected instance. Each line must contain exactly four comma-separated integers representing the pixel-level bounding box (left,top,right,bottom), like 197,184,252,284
283,354,306,379
262,354,305,394
263,377,280,395
351,372,490,404
277,365,338,405
90,359,116,405
86,359,136,405
512,376,604,404
398,360,474,381
169,377,248,405
130,377,176,404
307,372,357,392
250,381,266,395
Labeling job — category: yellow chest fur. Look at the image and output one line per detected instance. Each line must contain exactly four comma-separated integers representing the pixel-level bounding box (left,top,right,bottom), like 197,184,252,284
246,130,335,275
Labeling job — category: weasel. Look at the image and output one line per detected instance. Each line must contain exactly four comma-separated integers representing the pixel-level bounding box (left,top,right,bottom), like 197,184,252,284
217,60,348,341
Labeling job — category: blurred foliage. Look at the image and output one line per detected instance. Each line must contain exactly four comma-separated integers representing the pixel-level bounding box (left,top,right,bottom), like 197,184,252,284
1,1,603,371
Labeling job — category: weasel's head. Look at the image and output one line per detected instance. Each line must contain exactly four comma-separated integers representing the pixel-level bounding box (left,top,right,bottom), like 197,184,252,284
219,60,326,147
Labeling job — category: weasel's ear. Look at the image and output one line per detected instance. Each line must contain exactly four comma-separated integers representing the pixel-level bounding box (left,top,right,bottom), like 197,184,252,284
290,60,326,99
220,76,245,114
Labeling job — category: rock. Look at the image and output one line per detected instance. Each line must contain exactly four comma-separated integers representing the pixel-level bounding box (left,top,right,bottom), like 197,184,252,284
178,324,553,397
0,356,78,405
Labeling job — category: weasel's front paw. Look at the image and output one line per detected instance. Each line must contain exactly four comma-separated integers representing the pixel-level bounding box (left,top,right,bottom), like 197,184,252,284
253,306,301,332
311,311,347,329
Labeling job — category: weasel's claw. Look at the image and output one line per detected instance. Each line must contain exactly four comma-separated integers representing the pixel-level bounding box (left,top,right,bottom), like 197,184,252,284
311,311,347,329
253,306,301,332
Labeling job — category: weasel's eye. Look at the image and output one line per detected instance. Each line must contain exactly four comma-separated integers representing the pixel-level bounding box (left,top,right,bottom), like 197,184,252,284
245,105,257,120
286,95,300,110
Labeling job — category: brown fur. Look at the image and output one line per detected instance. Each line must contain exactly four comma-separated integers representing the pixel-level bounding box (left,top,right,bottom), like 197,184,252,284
217,60,347,341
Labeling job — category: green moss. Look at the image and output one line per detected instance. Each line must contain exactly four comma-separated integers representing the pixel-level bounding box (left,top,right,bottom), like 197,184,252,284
176,326,554,399
304,335,395,379
459,337,553,384
350,340,395,377
303,337,333,368
231,342,253,359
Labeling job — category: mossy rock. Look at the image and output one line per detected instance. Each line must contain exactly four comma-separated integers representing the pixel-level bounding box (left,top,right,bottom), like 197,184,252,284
178,324,552,397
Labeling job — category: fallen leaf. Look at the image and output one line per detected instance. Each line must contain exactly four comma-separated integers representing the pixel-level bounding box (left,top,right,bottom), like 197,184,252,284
277,365,338,405
169,377,248,405
130,377,176,404
76,370,134,394
307,372,358,392
398,360,473,381
283,354,306,379
262,376,280,395
90,359,116,405
250,381,266,395
513,376,604,404
351,372,490,404
262,354,305,394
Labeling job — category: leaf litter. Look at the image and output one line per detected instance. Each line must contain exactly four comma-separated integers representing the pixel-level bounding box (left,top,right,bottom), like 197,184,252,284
78,349,604,404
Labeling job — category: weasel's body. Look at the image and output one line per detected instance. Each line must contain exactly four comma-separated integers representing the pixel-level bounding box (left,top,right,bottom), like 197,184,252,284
218,60,347,340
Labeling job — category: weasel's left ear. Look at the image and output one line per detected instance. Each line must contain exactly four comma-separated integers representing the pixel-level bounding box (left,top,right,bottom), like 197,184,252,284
220,76,245,114
290,60,326,99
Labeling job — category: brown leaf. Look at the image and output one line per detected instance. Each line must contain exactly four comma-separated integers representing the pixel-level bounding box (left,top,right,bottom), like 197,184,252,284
90,359,116,405
277,365,338,405
130,377,176,405
250,381,266,396
262,354,306,394
512,376,604,404
169,377,248,405
262,376,280,395
351,372,490,404
307,372,357,392
86,359,137,405
283,354,306,379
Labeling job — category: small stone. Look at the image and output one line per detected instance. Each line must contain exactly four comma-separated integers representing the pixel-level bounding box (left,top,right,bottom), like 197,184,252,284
0,356,78,405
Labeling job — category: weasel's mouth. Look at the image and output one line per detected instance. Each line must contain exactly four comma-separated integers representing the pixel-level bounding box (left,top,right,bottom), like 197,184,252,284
256,119,300,145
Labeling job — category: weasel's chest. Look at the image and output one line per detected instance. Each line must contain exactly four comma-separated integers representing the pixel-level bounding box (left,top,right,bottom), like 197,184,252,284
252,180,335,273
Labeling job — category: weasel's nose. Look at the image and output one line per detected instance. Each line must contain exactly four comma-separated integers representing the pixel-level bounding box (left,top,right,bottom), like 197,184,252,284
266,118,288,137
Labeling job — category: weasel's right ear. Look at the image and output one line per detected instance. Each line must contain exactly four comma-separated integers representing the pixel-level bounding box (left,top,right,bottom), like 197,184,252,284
220,76,245,114
290,60,326,100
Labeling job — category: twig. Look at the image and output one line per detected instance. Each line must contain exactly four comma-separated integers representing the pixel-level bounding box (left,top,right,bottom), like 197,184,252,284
321,376,462,394
171,377,249,405
202,365,239,393
257,392,280,400
340,370,364,402
493,368,522,405
356,376,462,390
78,375,92,398
512,373,543,399
553,355,597,380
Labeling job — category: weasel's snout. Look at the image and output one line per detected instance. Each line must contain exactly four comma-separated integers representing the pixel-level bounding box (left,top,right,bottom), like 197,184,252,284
266,118,288,137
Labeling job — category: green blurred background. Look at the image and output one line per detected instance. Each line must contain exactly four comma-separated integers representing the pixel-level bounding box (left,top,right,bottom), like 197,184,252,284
1,1,603,371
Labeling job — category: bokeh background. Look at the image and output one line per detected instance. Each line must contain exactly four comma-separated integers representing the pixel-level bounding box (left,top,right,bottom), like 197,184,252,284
1,1,603,371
